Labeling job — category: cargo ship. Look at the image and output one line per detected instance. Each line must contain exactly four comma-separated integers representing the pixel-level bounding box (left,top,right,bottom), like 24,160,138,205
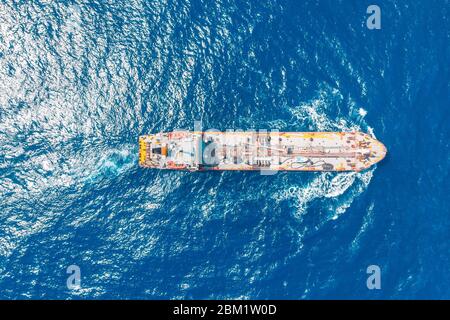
139,131,386,172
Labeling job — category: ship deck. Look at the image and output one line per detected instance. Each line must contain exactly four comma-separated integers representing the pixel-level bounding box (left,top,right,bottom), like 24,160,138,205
139,131,386,172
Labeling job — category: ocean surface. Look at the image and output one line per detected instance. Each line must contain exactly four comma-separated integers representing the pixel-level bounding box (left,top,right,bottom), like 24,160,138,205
0,0,448,299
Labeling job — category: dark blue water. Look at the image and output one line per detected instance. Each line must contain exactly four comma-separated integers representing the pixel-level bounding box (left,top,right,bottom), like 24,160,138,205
0,0,448,299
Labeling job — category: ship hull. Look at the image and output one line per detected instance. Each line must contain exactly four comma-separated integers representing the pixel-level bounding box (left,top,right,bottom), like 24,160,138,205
139,131,386,172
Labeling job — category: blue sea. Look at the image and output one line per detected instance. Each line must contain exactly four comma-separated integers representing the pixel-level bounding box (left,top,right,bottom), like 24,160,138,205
0,0,448,299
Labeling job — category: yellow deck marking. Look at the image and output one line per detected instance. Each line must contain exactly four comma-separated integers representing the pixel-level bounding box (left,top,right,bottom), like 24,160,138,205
139,138,146,165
